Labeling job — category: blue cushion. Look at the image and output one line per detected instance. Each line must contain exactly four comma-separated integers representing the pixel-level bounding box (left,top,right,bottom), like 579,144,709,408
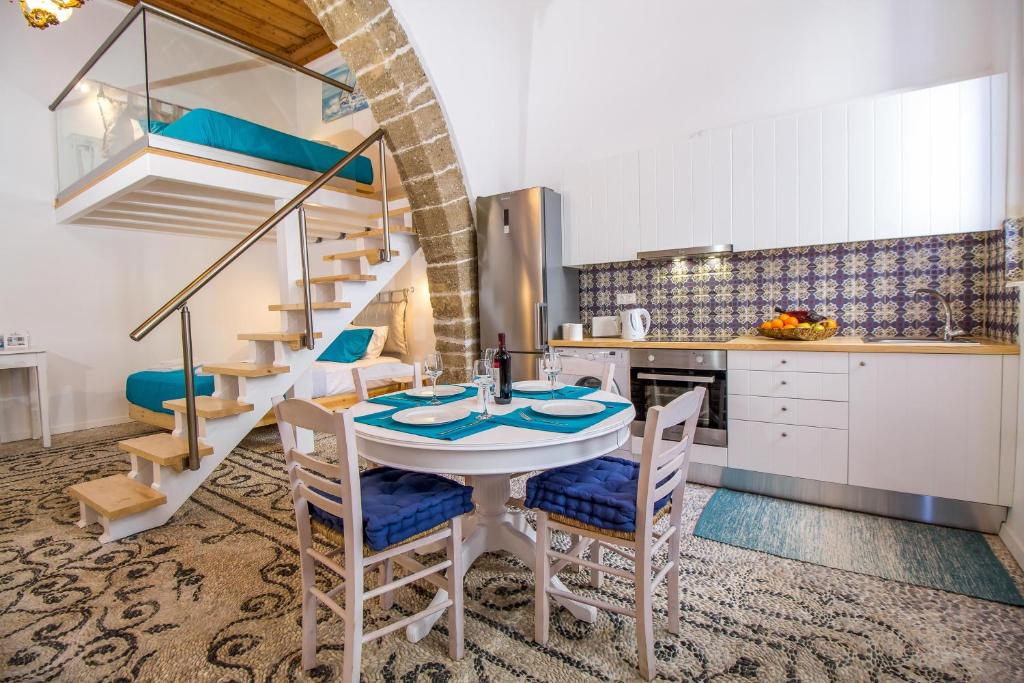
525,456,670,533
125,369,215,415
309,467,474,552
318,327,374,363
158,109,375,184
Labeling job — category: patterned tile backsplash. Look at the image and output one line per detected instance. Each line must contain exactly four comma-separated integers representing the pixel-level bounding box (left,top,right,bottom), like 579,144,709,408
579,227,1020,342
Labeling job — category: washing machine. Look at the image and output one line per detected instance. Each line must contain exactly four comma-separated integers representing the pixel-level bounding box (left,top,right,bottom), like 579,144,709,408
555,347,633,457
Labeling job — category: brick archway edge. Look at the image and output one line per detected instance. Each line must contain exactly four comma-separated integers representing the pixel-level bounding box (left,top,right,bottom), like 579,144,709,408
306,0,479,380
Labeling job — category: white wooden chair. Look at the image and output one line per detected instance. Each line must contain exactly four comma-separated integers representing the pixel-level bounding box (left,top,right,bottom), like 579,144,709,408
274,398,469,681
352,361,422,401
530,388,705,680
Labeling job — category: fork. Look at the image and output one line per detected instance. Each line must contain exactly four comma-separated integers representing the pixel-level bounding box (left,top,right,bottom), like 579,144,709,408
519,412,570,428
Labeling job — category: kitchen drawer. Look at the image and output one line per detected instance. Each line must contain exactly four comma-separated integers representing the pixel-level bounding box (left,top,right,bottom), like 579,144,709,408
728,419,848,484
729,350,848,374
728,370,849,401
729,395,848,429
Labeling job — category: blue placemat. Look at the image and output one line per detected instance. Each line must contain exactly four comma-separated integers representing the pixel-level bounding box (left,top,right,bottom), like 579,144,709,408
511,384,598,400
492,400,632,434
369,385,478,408
355,407,499,441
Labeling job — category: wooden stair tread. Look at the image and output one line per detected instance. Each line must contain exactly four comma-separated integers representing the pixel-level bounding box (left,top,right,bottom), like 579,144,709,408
342,227,416,240
68,475,167,520
324,249,399,262
238,331,323,342
268,301,351,311
119,432,214,466
162,396,254,418
202,362,290,377
298,274,377,284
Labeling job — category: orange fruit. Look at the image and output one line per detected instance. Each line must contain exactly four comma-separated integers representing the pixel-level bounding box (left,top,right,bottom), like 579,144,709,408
783,323,797,329
824,319,837,329
760,321,772,330
771,319,784,329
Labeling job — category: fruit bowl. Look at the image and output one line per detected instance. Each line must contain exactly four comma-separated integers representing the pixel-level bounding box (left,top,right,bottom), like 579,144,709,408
758,326,839,341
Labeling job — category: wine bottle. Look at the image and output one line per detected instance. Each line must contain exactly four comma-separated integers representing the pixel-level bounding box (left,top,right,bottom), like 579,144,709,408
495,332,512,404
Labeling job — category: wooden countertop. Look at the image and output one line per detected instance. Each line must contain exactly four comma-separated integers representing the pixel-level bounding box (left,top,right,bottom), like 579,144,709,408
550,335,1019,355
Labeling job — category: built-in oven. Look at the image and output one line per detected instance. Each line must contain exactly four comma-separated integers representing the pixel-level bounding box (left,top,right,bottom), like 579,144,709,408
629,349,727,447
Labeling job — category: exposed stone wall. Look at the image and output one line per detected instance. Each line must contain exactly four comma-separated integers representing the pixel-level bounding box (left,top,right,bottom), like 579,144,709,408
306,0,478,380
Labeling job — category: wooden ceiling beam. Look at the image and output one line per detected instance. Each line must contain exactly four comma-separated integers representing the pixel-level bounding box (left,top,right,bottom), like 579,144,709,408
118,0,333,65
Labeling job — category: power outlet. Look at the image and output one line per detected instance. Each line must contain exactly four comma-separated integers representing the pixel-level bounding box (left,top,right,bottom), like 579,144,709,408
616,292,637,306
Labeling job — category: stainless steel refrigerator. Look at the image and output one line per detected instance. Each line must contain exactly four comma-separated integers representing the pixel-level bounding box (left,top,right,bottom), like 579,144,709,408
476,187,580,381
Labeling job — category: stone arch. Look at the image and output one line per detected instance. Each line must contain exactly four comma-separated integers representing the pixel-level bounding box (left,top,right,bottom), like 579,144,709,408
306,0,479,380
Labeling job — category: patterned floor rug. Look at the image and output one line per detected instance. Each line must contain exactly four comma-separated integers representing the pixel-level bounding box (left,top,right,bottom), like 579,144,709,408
2,424,1024,682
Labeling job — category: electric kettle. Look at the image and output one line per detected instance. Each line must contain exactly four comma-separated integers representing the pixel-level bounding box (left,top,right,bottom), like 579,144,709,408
620,308,651,340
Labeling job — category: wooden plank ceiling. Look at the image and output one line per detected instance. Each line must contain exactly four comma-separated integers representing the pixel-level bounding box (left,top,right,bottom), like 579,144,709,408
120,0,336,65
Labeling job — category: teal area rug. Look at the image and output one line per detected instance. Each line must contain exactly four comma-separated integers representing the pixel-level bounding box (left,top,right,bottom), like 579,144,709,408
694,488,1024,606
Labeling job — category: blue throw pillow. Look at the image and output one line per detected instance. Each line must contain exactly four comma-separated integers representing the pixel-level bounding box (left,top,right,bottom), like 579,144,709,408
319,328,374,363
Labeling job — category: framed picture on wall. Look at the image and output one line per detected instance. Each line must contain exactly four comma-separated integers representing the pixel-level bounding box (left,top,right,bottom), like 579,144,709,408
322,63,369,122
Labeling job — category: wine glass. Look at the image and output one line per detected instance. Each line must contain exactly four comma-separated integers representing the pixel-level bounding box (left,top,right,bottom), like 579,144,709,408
484,347,497,366
541,348,562,400
424,352,443,405
473,359,495,419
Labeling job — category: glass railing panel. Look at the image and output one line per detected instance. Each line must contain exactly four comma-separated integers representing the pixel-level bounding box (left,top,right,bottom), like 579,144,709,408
54,12,146,193
143,12,305,138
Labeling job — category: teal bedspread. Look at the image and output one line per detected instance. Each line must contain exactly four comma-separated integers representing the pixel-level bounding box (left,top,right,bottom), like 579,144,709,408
156,109,374,185
126,369,215,415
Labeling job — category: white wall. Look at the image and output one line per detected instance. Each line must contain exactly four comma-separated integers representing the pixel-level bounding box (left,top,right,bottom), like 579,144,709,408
392,0,1015,195
0,0,279,439
391,0,538,200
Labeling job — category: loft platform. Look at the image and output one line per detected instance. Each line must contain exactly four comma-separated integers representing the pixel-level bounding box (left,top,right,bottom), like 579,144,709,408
54,134,409,240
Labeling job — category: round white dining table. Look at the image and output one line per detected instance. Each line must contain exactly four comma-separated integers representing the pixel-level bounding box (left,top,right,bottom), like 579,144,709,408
348,385,635,642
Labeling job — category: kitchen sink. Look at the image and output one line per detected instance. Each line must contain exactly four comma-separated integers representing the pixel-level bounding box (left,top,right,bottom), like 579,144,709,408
861,335,981,345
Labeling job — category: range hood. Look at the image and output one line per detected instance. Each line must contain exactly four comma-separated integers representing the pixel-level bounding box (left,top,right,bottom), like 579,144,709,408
636,244,734,261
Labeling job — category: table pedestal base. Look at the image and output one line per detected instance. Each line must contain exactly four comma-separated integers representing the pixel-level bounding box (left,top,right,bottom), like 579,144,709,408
405,473,597,642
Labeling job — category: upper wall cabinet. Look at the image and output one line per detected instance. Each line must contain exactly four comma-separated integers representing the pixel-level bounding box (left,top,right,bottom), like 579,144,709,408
561,74,1008,266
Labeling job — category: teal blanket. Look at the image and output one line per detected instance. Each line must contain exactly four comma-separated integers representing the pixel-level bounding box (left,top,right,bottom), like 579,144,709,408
126,369,215,415
157,109,374,185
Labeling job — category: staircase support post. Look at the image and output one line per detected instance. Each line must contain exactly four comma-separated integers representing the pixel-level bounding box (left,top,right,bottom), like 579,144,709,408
297,206,316,351
179,304,201,471
378,137,391,263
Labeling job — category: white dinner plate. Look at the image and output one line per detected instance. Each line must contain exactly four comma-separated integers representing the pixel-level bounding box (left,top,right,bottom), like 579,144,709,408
404,385,465,398
512,380,565,393
391,405,472,426
531,399,604,417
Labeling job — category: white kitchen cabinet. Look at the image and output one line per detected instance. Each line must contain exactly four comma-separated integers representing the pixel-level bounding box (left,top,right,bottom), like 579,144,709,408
560,74,1008,266
848,353,1004,505
728,419,848,484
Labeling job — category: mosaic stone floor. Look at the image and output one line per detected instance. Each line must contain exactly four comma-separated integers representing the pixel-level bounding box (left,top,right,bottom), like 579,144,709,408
2,424,1023,682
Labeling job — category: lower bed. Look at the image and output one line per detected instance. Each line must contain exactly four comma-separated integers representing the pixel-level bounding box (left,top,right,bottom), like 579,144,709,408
127,356,412,430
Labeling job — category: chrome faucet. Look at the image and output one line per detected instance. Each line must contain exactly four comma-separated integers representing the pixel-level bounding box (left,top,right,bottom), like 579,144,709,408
913,288,966,341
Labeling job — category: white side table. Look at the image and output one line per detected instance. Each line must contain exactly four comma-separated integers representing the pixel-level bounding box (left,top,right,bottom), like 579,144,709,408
0,348,50,447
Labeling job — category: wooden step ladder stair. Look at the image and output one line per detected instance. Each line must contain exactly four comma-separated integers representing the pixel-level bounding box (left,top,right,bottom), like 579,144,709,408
67,223,420,544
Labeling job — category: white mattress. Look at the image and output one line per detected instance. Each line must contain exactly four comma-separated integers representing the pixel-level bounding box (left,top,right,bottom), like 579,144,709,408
310,356,412,398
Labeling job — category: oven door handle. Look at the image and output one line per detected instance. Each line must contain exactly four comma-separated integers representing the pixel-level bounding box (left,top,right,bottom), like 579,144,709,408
635,372,716,383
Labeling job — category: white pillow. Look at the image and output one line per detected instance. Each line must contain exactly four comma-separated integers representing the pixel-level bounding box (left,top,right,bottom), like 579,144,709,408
348,325,389,359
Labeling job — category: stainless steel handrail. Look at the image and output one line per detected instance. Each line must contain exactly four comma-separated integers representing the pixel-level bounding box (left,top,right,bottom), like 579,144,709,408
50,1,352,112
128,127,391,470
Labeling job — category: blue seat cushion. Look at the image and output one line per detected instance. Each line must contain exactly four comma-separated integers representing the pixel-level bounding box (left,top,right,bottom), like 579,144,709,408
525,456,669,533
309,467,474,552
125,369,215,415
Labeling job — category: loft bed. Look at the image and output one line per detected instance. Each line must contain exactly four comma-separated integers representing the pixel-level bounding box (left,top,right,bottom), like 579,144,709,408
54,89,406,240
51,3,411,240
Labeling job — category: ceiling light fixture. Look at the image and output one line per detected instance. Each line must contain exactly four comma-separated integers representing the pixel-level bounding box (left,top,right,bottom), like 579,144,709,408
13,0,86,29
